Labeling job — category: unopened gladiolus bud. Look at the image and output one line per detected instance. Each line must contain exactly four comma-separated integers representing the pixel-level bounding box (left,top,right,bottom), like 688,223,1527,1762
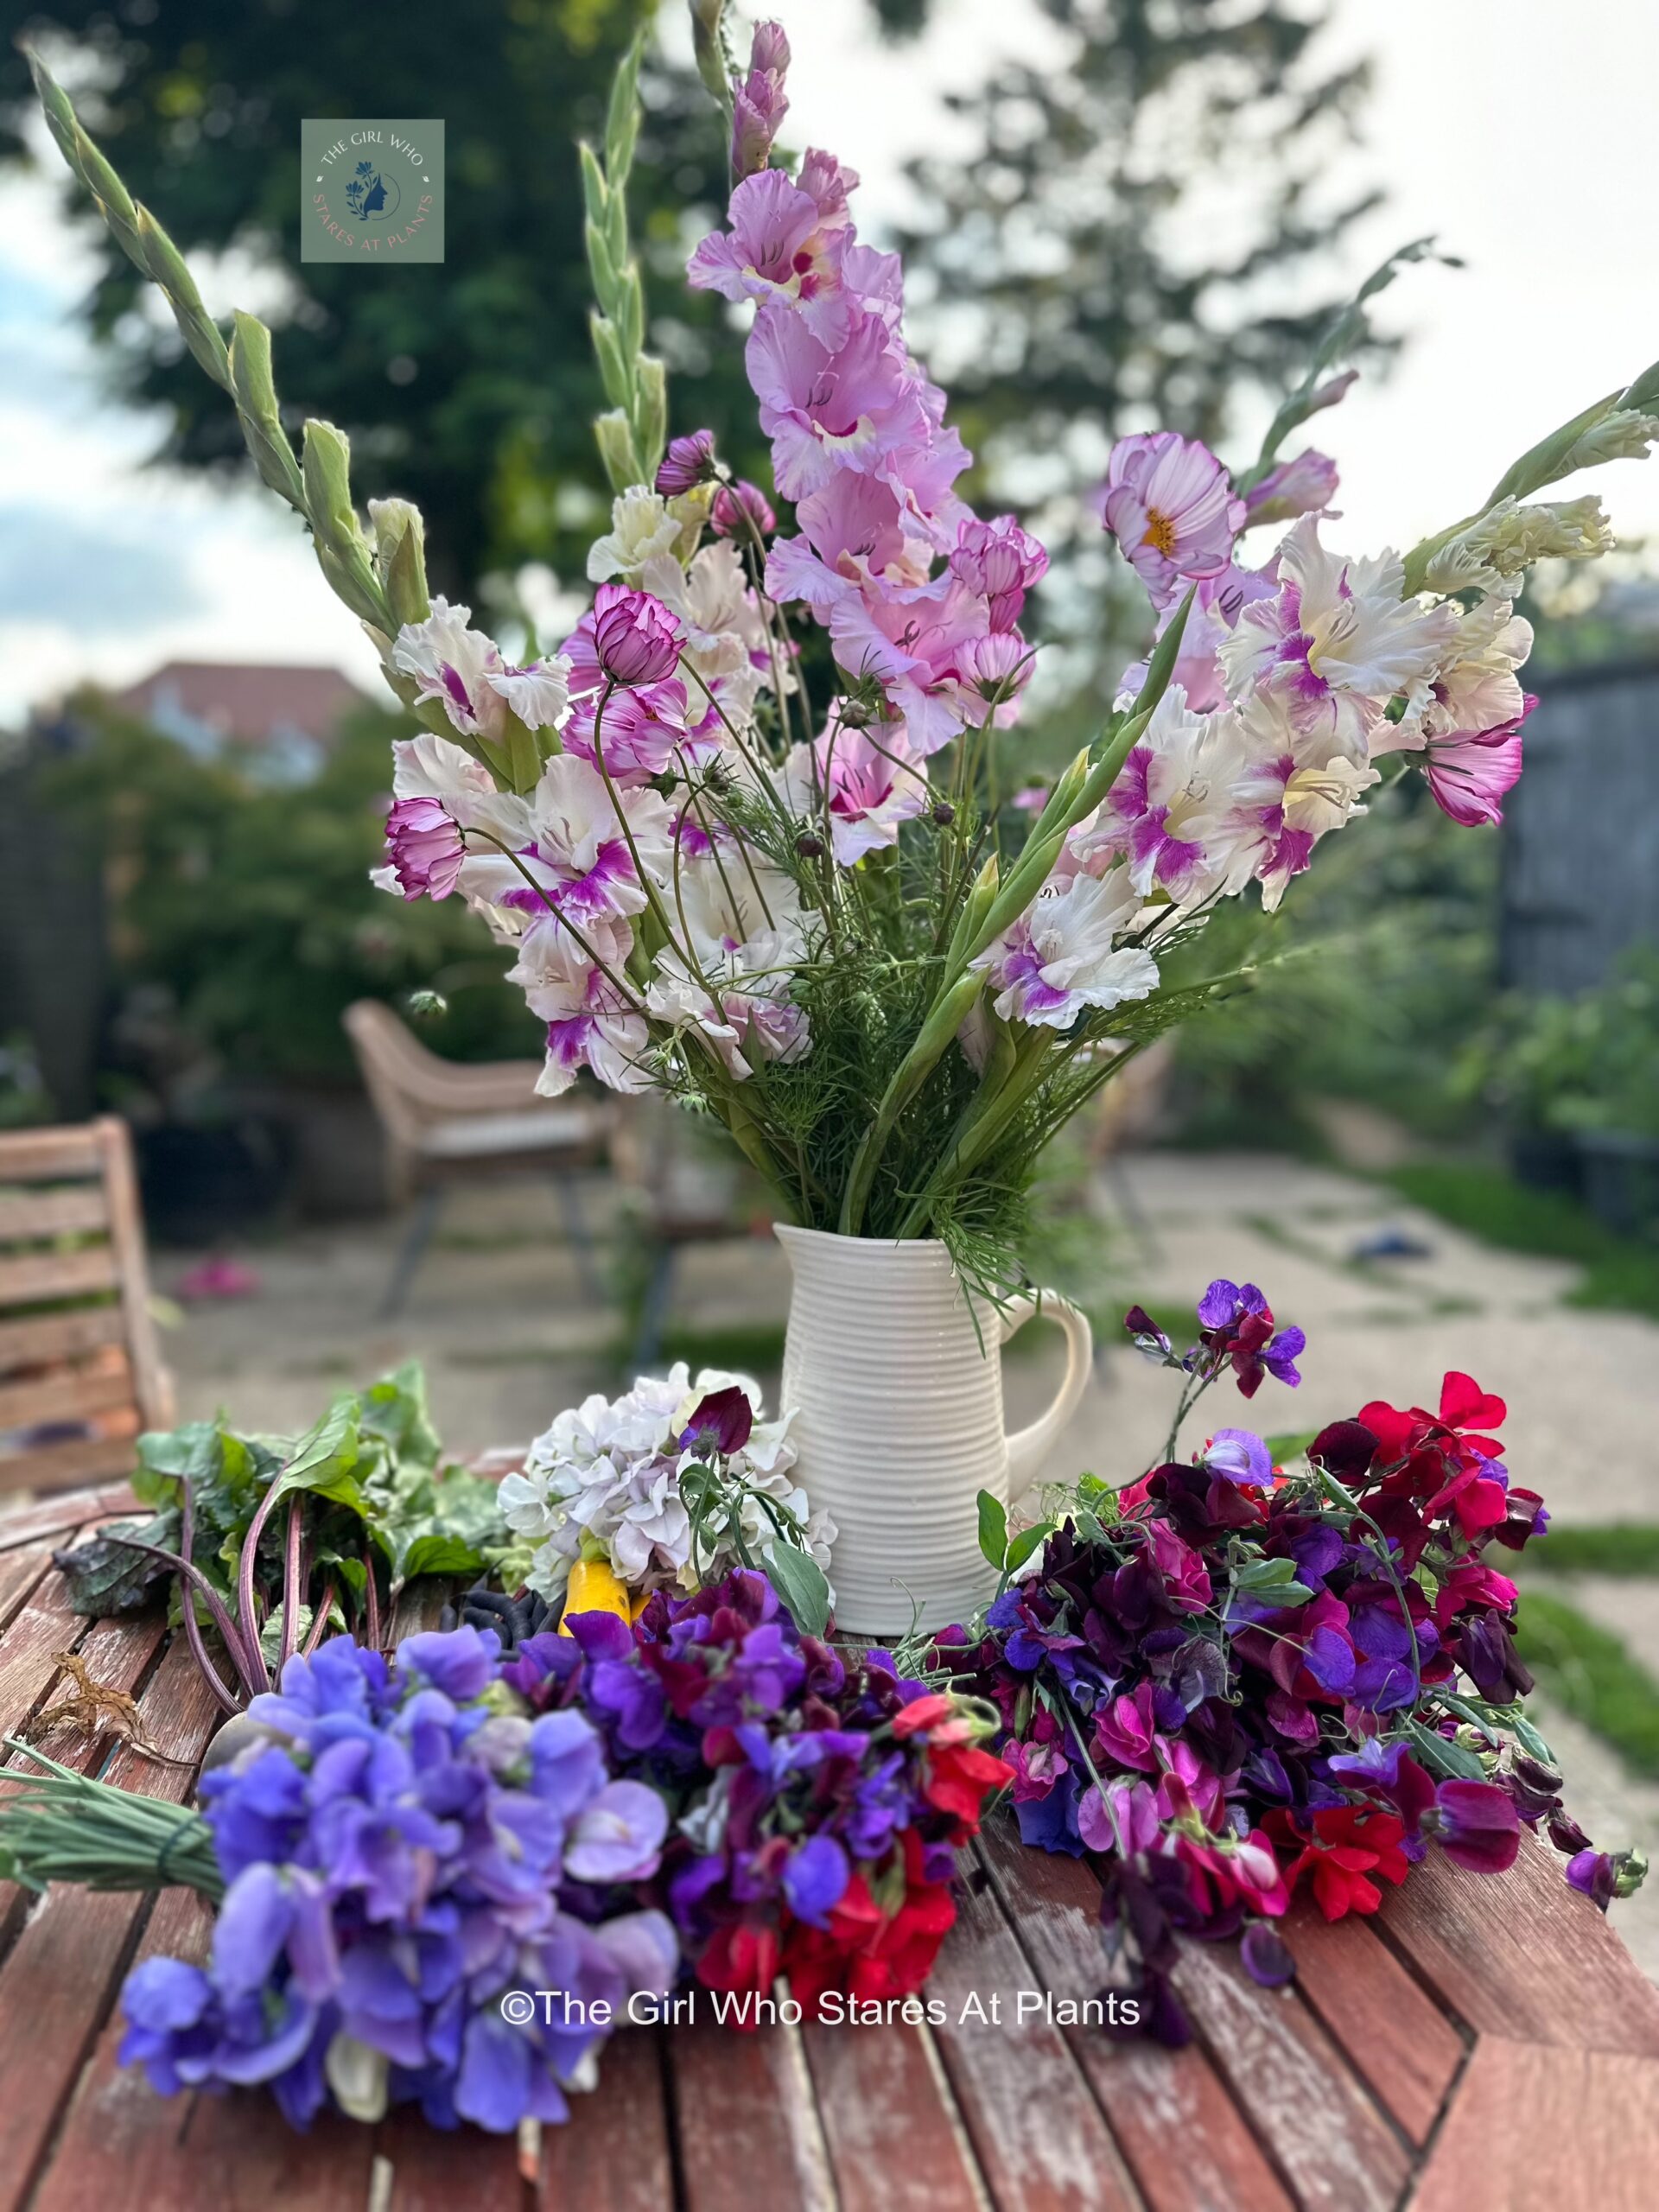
369,497,431,626
590,583,684,687
655,429,718,498
712,479,777,541
385,797,465,900
731,21,791,180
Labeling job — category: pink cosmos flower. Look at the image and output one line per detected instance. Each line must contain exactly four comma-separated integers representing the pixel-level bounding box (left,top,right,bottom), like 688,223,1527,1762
1102,433,1246,602
730,21,791,181
690,169,850,347
384,796,466,900
948,514,1049,632
782,720,930,864
1421,696,1535,827
747,306,930,501
588,584,684,688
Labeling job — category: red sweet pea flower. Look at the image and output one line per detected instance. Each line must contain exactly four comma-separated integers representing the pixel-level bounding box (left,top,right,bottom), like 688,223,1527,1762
923,1740,1013,1831
783,1831,959,2018
1267,1803,1410,1920
697,1916,781,2005
1359,1370,1505,1471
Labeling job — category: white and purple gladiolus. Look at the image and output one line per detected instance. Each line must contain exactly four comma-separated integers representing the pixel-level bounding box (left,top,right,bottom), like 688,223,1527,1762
117,1630,676,2135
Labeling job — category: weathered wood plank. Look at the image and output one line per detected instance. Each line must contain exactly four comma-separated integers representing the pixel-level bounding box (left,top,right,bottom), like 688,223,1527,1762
0,1433,138,1497
926,1855,1144,2212
381,2104,525,2208
671,2010,834,2212
0,1630,213,2212
1412,2037,1659,2212
539,2024,677,2210
0,1246,120,1307
0,1360,135,1437
1170,1936,1408,2212
1378,1831,1659,2056
0,1305,126,1378
0,1188,111,1242
979,1817,1292,2212
801,2010,988,2212
0,1478,139,1550
0,1127,102,1184
1281,1893,1464,2145
0,1540,52,1636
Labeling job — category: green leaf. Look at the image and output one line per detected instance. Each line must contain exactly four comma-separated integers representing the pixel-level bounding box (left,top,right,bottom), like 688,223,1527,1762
976,1491,1008,1571
1511,1710,1555,1764
766,1544,831,1639
1005,1522,1052,1574
1231,1554,1314,1604
1406,1718,1488,1781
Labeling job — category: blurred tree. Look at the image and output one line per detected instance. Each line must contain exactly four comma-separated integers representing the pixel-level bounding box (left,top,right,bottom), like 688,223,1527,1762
0,0,766,602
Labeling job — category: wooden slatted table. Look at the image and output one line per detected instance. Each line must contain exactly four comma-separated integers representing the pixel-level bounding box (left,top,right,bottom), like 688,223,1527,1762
3,1482,1656,2211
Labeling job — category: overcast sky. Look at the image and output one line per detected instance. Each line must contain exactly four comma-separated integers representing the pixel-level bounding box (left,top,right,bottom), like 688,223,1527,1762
2,0,1655,725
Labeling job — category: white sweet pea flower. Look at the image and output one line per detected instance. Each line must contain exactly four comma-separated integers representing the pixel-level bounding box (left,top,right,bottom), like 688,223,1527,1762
587,487,685,584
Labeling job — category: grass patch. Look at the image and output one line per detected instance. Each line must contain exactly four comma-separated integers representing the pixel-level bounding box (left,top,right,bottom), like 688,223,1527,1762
1383,1161,1659,1320
1529,1522,1659,1578
1515,1590,1659,1780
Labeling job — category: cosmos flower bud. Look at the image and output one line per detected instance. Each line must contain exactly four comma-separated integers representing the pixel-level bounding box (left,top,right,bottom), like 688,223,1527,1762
655,429,719,498
590,583,684,688
385,796,465,900
711,479,778,541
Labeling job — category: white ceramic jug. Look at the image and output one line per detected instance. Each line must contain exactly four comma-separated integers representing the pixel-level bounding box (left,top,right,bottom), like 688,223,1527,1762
775,1224,1094,1634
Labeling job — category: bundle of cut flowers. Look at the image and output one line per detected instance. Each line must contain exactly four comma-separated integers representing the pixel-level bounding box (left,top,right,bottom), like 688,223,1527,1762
0,1586,1009,2126
28,15,1659,1294
498,1363,836,1633
504,1567,1010,2019
944,1279,1646,2042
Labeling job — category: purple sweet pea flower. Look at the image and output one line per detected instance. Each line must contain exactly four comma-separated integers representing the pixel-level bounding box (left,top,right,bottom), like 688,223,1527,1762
1239,1923,1296,1987
678,1383,754,1459
1203,1428,1274,1487
564,1779,668,1884
1328,1735,1437,1834
783,1834,850,1927
1432,1779,1522,1874
397,1625,499,1702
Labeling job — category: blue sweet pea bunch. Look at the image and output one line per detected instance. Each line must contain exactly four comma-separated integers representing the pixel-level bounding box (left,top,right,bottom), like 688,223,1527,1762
118,1630,676,2133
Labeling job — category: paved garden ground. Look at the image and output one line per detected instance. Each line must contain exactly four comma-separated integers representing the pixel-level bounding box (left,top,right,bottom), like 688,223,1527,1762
155,1147,1659,1973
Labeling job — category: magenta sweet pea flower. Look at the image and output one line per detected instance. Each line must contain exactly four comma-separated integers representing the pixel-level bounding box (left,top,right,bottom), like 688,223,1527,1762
1431,1778,1522,1874
655,429,718,497
385,795,465,900
1102,431,1246,602
1421,695,1535,827
589,584,685,689
678,1384,755,1459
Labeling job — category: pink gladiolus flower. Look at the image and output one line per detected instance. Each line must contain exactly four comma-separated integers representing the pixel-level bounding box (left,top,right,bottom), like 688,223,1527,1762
827,575,990,753
589,584,685,688
1421,696,1535,826
712,479,778,542
690,169,849,347
385,796,466,900
1103,432,1246,601
949,514,1049,631
655,429,717,498
730,20,791,180
747,306,930,500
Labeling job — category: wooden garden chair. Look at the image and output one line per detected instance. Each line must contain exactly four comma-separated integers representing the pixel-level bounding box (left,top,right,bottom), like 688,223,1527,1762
342,1000,613,1317
608,1095,758,1370
0,1116,174,1497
